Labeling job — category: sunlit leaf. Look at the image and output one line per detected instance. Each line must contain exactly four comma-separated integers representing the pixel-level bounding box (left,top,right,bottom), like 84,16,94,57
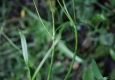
19,30,28,65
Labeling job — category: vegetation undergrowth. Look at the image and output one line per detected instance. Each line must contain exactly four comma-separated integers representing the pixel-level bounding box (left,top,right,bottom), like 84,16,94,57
1,0,115,80
20,0,105,80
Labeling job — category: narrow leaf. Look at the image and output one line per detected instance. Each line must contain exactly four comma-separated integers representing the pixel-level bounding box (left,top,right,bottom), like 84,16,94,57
110,49,115,61
92,60,104,80
58,41,83,63
32,35,60,80
0,26,3,39
82,65,94,80
19,30,28,65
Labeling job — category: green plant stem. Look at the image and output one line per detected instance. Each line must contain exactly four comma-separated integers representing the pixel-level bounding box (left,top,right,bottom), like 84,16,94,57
57,0,78,79
57,0,74,25
32,36,60,80
47,38,55,80
19,30,31,80
47,0,55,80
33,0,53,39
72,0,76,24
64,26,78,80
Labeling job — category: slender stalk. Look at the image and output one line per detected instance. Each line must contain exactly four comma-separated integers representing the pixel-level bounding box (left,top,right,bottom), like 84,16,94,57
57,0,69,18
62,0,75,26
57,0,75,27
64,26,78,80
33,0,53,39
47,0,55,80
47,38,55,80
31,37,60,80
57,0,78,79
32,0,56,80
32,0,79,80
72,0,76,24
64,0,78,79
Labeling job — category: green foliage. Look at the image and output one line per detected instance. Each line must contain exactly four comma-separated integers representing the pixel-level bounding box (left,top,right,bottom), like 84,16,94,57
19,30,29,65
82,65,94,80
0,26,3,38
110,49,115,61
92,60,104,80
0,0,115,80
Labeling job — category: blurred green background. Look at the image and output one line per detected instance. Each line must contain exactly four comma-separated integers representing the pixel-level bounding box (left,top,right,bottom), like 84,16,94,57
0,0,115,80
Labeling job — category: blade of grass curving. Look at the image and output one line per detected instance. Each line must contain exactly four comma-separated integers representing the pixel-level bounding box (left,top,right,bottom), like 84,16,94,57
33,0,52,39
32,35,60,80
92,60,104,80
